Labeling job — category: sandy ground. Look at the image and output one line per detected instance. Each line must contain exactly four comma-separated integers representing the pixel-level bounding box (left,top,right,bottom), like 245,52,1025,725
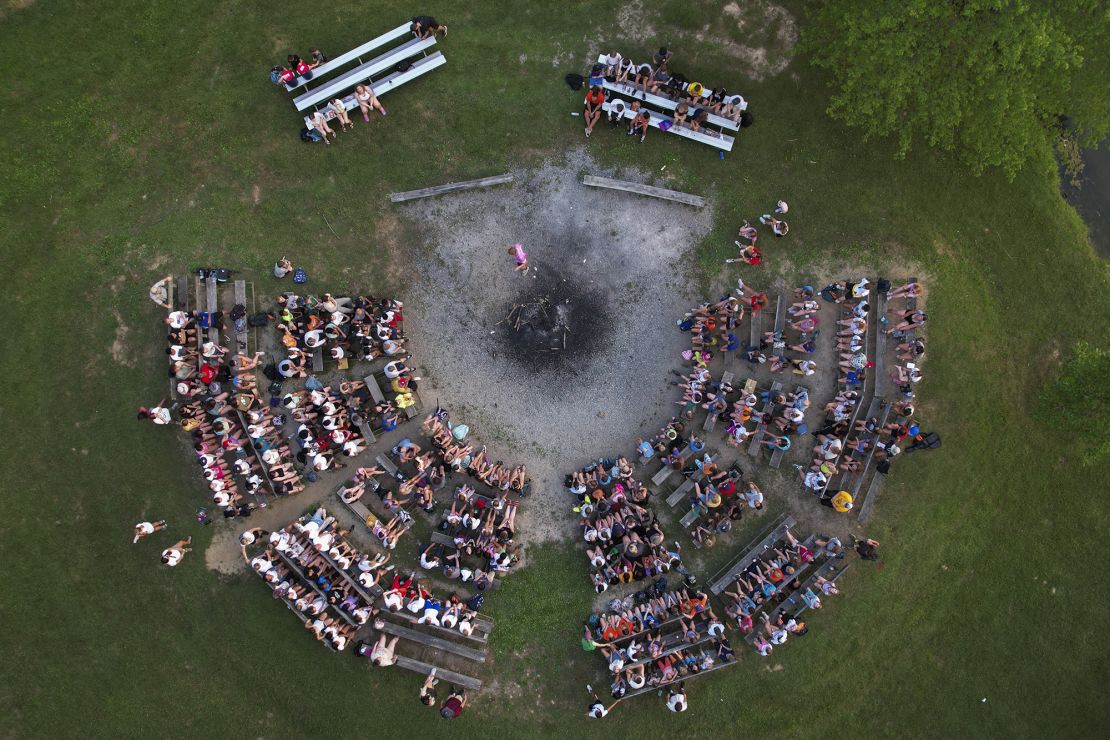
402,150,713,542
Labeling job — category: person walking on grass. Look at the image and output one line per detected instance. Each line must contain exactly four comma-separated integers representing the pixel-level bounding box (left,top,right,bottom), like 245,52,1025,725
161,536,192,566
666,682,688,712
508,243,528,273
586,684,618,718
133,520,168,544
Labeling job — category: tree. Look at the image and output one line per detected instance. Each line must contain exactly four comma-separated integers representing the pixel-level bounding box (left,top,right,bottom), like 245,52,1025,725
1039,341,1110,465
800,0,1110,177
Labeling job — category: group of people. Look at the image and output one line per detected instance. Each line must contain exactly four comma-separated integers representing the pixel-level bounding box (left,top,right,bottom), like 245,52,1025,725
727,201,790,266
246,508,381,651
376,573,483,636
134,519,194,567
568,457,683,592
582,47,751,140
582,581,732,717
270,47,328,87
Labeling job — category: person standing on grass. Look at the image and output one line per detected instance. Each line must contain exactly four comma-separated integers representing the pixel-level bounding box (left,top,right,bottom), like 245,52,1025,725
583,85,605,137
161,536,192,566
666,682,688,712
851,536,881,561
586,684,617,718
133,520,167,543
508,243,528,273
440,688,467,719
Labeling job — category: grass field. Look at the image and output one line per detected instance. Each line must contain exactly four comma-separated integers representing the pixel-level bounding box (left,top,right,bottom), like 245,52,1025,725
1,0,1108,737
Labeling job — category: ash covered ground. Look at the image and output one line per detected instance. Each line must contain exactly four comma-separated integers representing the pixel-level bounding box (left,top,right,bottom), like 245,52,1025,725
403,152,713,538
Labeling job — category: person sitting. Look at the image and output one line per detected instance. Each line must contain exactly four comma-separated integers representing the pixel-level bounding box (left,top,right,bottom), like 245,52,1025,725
583,85,605,138
353,84,386,122
410,15,447,39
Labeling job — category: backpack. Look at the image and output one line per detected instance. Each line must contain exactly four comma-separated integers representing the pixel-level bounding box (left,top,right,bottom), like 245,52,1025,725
466,593,484,611
247,311,269,327
564,73,585,91
739,110,754,128
293,267,307,284
262,364,280,381
230,303,246,321
395,59,413,73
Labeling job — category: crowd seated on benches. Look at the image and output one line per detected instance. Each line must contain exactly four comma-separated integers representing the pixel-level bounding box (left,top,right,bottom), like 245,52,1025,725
582,578,736,702
273,291,407,372
278,383,379,473
568,456,680,592
379,573,482,636
593,48,751,125
245,508,386,651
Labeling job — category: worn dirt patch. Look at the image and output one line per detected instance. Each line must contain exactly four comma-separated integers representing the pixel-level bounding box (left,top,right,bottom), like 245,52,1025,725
402,149,712,542
110,311,136,367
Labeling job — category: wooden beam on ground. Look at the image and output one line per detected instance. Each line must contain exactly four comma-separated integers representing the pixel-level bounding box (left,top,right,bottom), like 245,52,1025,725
394,655,482,691
390,174,513,203
582,175,706,208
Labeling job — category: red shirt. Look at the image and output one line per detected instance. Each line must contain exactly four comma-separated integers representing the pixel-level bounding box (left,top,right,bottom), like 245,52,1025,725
585,89,605,108
442,696,464,718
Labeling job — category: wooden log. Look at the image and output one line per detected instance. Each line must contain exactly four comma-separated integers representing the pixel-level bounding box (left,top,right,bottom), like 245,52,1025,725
582,174,706,208
390,174,514,203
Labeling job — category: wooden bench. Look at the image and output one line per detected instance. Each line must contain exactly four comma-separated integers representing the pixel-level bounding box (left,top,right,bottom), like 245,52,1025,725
393,655,481,691
193,275,206,356
232,280,249,355
376,454,400,478
747,380,782,457
582,174,705,208
623,656,736,700
704,370,734,432
666,470,703,508
294,35,437,111
205,275,220,345
284,23,412,93
708,515,795,595
427,533,503,591
376,619,487,663
303,51,447,128
599,100,734,151
857,469,885,524
651,442,692,487
366,374,387,404
748,301,763,356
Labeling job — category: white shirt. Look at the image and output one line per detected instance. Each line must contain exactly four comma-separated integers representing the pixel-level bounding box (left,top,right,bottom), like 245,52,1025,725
168,311,189,328
162,549,182,566
667,694,687,712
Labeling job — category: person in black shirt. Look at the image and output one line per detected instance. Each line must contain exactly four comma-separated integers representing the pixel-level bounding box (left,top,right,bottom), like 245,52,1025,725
411,15,447,39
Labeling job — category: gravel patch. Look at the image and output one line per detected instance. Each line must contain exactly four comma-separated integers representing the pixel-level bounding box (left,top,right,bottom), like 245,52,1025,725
402,150,714,541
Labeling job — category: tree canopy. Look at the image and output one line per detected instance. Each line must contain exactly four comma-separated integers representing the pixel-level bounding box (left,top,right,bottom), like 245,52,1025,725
801,0,1110,177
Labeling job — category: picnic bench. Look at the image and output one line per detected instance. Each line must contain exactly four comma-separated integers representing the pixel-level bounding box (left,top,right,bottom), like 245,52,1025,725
709,514,795,595
271,548,358,627
747,380,782,457
651,442,692,488
599,100,734,151
376,619,487,663
284,23,411,93
385,602,494,645
769,383,808,469
366,374,387,404
303,51,447,128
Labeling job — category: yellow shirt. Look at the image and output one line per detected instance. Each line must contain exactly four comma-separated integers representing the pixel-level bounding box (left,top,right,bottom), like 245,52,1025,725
831,490,853,513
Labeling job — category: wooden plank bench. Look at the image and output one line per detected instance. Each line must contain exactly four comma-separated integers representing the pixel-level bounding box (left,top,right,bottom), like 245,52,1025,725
295,35,437,111
233,280,248,355
427,533,503,591
651,442,691,488
193,275,206,356
284,23,411,93
582,175,705,208
366,374,387,404
666,470,703,508
857,469,885,524
304,51,447,128
747,380,782,457
205,275,220,345
376,619,487,663
599,100,734,151
393,655,482,691
623,656,736,700
748,302,763,357
704,369,734,432
391,174,514,203
376,454,400,478
708,514,795,595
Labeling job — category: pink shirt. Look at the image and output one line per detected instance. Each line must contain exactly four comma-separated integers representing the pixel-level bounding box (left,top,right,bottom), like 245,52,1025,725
512,244,528,264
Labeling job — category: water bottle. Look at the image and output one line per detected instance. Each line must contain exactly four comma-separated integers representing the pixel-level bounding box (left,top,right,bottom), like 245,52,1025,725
570,112,581,117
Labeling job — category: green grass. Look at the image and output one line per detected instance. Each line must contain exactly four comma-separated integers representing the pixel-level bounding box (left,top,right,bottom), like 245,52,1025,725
1,0,1108,737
